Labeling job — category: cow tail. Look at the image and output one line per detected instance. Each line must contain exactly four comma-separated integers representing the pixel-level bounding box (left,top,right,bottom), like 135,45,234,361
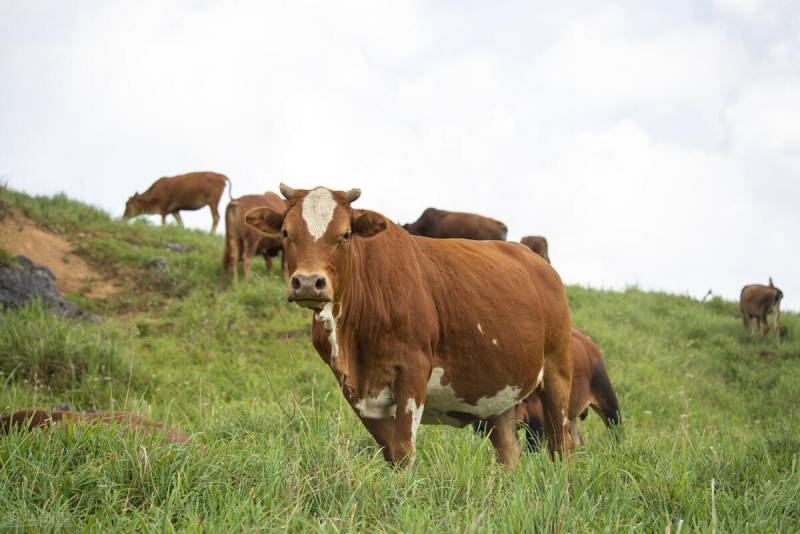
775,289,783,339
225,175,233,200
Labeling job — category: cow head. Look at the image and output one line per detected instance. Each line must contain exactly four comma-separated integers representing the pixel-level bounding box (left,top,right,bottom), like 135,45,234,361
123,193,142,219
245,183,387,310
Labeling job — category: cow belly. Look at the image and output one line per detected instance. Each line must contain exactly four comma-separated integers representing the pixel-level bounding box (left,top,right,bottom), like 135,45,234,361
422,367,523,426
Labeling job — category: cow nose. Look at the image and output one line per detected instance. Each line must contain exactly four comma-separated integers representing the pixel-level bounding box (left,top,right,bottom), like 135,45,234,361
289,273,330,302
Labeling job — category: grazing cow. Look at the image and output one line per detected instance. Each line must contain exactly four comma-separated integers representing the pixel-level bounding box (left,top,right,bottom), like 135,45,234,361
245,184,573,468
520,236,550,263
740,278,783,338
124,171,231,233
223,192,287,284
403,207,508,241
1,409,191,444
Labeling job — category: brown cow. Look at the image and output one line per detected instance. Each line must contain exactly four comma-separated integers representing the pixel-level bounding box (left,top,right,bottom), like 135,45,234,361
403,207,508,241
223,192,287,284
1,409,191,444
740,278,783,338
124,171,231,233
245,184,573,468
521,236,550,263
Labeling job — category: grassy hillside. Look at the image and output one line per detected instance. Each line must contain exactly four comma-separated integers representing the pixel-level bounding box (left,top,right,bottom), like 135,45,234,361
1,186,798,532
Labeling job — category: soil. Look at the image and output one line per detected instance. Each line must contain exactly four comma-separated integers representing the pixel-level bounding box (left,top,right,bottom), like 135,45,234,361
0,211,119,299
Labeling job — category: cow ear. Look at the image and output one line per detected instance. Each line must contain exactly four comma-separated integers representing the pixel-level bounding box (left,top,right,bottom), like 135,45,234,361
352,210,387,238
245,207,284,236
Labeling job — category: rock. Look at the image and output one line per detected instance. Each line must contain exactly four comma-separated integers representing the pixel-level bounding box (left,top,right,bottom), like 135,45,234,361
165,242,188,253
0,255,93,319
146,256,169,270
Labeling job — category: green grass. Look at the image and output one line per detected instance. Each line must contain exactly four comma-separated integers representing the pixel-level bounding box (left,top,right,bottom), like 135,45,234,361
0,186,798,532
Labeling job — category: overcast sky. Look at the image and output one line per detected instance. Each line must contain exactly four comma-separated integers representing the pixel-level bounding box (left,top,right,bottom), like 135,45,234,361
1,0,797,309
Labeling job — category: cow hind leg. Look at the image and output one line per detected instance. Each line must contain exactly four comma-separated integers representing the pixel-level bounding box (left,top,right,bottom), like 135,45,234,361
540,348,574,459
485,407,521,468
210,204,220,234
173,211,184,227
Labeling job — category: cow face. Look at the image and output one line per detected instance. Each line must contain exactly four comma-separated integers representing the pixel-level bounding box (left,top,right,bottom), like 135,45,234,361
245,184,387,310
123,194,141,219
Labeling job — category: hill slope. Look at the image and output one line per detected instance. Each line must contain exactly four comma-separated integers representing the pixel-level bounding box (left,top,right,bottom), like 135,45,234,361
1,186,798,531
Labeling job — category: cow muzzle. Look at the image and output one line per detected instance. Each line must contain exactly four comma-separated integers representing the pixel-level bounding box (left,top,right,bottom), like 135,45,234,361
288,273,332,309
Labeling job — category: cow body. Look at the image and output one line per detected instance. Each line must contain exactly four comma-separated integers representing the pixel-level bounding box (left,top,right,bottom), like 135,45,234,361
245,185,573,468
124,171,230,233
740,278,783,337
512,328,620,451
521,236,550,263
403,207,508,241
1,409,191,444
223,193,286,284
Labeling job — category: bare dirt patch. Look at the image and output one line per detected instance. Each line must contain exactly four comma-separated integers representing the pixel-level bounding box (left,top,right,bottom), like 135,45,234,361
0,211,119,299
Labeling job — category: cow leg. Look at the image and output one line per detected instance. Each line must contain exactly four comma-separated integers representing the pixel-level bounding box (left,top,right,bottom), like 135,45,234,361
160,213,167,225
225,237,239,286
173,211,184,227
360,418,394,463
243,242,259,280
568,420,583,448
263,253,273,275
484,407,521,468
540,350,574,459
387,374,427,467
759,315,769,337
775,303,781,340
210,205,220,234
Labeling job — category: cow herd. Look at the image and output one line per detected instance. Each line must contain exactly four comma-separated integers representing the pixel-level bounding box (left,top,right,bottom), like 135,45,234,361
115,171,783,468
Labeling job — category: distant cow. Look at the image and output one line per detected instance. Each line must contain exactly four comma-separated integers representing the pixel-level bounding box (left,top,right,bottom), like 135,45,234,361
245,184,573,469
475,328,620,451
740,278,783,338
520,236,550,263
1,409,191,444
223,192,287,284
403,207,508,241
124,171,231,233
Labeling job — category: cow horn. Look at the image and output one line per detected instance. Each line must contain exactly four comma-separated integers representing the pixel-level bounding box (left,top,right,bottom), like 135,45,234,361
279,183,296,200
346,188,361,203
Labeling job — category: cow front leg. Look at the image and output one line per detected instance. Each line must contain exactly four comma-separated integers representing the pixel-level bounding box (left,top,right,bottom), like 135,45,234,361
484,407,521,468
173,211,184,227
360,417,394,463
388,375,427,467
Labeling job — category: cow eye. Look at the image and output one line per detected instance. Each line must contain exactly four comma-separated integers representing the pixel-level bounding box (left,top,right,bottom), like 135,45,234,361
281,228,289,239
339,230,352,243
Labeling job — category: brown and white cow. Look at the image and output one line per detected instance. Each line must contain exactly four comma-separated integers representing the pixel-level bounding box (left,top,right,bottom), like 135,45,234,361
124,171,231,233
520,236,550,264
740,278,783,338
403,207,508,241
223,192,287,284
510,328,620,452
1,409,192,444
245,184,573,468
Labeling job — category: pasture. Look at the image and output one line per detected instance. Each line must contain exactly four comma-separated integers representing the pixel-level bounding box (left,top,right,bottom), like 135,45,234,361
1,186,798,532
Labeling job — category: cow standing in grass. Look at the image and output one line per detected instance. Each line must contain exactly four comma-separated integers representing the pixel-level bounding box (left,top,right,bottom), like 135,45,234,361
223,192,287,284
403,207,508,241
124,171,231,233
245,184,573,468
521,236,550,264
740,278,783,338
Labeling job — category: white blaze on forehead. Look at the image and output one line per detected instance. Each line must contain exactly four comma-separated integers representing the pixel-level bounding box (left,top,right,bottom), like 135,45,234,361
406,398,424,447
422,367,522,425
315,302,338,358
302,187,337,240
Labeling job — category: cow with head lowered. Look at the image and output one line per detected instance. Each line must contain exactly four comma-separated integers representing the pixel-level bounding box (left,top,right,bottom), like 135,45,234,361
403,207,508,241
245,184,573,468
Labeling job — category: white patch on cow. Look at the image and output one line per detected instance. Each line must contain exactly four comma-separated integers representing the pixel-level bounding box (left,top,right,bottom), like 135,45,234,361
536,367,544,387
354,387,396,419
477,323,484,335
302,187,337,240
406,398,424,446
422,367,522,425
492,338,498,346
314,302,339,358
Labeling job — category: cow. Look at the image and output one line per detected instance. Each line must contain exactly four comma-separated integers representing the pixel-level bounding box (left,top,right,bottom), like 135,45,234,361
403,207,508,241
740,278,783,338
223,192,287,284
520,236,550,263
123,171,232,234
1,409,191,444
244,184,573,468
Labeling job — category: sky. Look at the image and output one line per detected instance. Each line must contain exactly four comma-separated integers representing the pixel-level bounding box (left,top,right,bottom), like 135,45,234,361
1,0,797,309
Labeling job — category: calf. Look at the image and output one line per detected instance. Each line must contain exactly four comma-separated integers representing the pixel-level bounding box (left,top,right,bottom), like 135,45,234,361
1,409,191,444
124,171,231,233
520,236,550,263
245,184,573,468
403,207,508,240
223,192,287,284
740,278,783,338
